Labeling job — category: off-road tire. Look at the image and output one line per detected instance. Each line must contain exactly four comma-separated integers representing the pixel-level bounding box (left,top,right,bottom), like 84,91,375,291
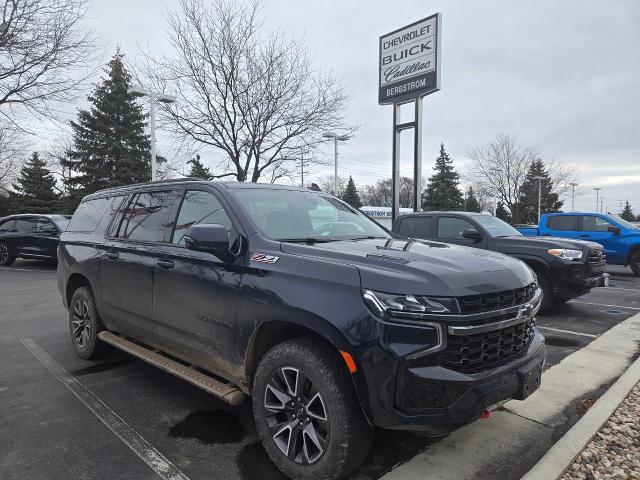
537,273,554,313
69,286,111,359
252,337,373,480
630,251,640,277
0,242,16,266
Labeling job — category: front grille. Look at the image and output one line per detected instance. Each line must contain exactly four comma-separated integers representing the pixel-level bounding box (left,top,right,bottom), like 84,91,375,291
458,283,537,315
443,317,536,374
588,249,606,268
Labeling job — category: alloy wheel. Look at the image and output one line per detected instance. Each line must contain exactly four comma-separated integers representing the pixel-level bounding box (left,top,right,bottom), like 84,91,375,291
72,298,91,348
263,367,329,465
0,244,8,264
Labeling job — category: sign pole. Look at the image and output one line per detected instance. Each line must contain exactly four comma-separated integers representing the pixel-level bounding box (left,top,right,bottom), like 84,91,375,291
392,104,401,222
413,97,423,212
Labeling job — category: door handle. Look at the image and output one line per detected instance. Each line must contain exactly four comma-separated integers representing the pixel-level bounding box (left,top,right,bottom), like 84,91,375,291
105,251,119,260
579,234,591,238
157,259,175,270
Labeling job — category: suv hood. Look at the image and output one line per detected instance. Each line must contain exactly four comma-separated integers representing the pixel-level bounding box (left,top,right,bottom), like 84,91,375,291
281,238,535,297
494,235,603,251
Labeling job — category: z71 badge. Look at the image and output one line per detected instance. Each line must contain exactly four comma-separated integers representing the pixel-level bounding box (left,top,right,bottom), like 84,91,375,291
251,253,280,264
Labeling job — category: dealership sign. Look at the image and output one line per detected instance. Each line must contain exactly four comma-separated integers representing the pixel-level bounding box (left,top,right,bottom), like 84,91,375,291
378,13,441,104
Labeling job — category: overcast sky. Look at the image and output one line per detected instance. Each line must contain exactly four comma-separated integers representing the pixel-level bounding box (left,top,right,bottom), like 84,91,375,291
37,0,640,214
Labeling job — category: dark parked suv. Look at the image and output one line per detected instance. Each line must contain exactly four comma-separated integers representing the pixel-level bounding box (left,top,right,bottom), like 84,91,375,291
0,214,71,265
57,179,546,480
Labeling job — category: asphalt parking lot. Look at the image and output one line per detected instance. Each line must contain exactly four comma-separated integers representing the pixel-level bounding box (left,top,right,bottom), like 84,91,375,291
1,262,638,480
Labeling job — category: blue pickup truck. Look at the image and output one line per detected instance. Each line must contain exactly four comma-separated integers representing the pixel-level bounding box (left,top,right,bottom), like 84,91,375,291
517,212,640,276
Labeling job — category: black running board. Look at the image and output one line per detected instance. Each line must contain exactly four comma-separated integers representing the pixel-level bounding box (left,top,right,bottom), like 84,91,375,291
97,331,245,406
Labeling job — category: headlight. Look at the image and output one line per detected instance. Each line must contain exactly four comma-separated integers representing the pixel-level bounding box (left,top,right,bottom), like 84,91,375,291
363,289,458,318
548,248,583,260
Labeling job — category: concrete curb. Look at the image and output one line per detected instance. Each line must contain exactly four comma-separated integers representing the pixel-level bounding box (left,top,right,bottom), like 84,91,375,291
521,352,640,480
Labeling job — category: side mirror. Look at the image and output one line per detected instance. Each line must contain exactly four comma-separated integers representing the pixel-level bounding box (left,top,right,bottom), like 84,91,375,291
462,229,484,242
607,226,621,235
184,224,231,256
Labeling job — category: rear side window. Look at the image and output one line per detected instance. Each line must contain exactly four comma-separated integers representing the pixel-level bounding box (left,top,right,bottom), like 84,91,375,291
13,218,36,232
120,191,179,242
547,216,577,231
68,197,114,232
397,216,431,238
172,190,232,245
34,219,57,234
0,219,15,232
437,217,474,240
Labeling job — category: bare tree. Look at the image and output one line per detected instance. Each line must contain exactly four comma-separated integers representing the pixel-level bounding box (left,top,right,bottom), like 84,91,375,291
141,0,352,183
358,177,421,207
0,0,95,126
316,174,347,197
467,134,539,223
0,122,29,192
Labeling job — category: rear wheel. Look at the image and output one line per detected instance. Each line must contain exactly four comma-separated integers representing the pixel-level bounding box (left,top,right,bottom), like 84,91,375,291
0,242,15,266
630,251,640,277
253,338,372,480
69,286,111,359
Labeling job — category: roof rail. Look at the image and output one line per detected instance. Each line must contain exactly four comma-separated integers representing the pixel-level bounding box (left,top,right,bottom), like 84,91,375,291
96,177,205,194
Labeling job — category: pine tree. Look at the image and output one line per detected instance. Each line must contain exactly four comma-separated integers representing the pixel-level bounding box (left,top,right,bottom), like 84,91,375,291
341,176,362,208
65,51,151,200
620,200,635,222
464,186,482,213
422,143,463,211
495,201,512,224
187,155,213,180
10,152,59,213
518,160,563,224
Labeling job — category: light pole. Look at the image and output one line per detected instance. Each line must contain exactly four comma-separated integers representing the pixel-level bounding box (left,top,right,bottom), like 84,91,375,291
533,175,544,223
127,87,176,181
322,132,349,196
569,182,578,212
593,187,602,213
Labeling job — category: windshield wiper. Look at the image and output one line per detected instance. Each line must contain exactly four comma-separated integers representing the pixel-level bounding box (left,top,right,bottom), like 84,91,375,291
276,237,339,245
349,235,388,241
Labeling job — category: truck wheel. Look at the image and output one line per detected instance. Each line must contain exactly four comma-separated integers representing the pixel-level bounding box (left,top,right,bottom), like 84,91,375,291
69,286,111,359
631,251,640,277
0,242,16,266
252,338,373,480
537,274,554,313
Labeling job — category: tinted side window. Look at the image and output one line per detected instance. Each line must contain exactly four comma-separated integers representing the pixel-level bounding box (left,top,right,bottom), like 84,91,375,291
172,190,232,245
68,197,113,232
121,191,179,242
13,218,36,233
437,217,475,240
34,219,57,234
581,216,613,232
397,216,431,238
0,219,15,232
547,216,577,231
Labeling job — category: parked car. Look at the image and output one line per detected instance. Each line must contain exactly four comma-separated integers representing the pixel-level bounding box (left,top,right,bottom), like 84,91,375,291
392,212,609,312
0,214,71,266
58,179,546,480
516,212,640,276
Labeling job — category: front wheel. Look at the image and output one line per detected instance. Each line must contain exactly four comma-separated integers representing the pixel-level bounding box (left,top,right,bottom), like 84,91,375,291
537,273,554,313
0,242,16,266
253,338,373,480
630,251,640,277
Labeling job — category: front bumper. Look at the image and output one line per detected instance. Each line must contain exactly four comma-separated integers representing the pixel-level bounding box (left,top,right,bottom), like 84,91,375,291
551,258,608,298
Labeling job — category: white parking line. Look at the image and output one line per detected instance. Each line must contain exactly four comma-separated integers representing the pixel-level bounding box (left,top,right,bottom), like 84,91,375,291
21,338,190,480
536,326,598,339
602,286,640,293
0,267,54,272
568,300,640,311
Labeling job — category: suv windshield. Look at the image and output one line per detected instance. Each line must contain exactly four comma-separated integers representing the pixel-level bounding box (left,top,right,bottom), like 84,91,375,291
231,188,390,241
605,214,638,230
473,215,522,238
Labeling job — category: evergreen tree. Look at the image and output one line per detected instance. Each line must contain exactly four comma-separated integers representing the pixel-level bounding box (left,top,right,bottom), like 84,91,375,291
65,51,151,200
10,152,59,213
464,186,482,213
341,175,362,208
620,200,635,222
518,160,563,224
495,201,512,224
422,143,463,211
187,154,213,180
